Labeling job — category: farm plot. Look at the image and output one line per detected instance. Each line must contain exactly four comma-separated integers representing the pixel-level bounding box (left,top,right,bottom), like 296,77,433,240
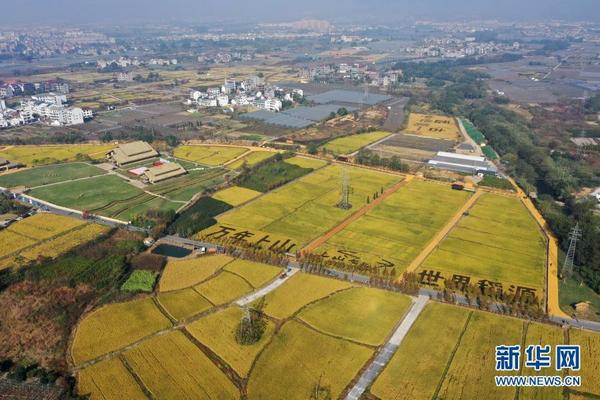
569,329,600,396
186,306,276,377
200,164,400,250
0,144,113,166
316,179,471,276
371,302,471,400
194,270,254,305
405,113,462,140
157,288,213,321
158,254,233,292
261,273,353,320
77,358,147,400
320,131,391,155
422,193,547,292
71,297,171,365
212,186,262,206
0,162,105,188
174,145,249,166
436,311,523,400
247,320,372,400
123,331,239,399
236,159,315,193
297,287,411,346
284,155,328,169
226,150,275,170
223,259,282,288
6,213,84,241
370,132,456,162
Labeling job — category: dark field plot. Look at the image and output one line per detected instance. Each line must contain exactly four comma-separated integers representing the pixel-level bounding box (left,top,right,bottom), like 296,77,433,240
379,134,455,152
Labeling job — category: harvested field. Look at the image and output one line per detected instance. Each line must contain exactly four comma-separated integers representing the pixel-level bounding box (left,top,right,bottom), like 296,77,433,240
377,133,456,151
405,113,461,140
158,254,233,292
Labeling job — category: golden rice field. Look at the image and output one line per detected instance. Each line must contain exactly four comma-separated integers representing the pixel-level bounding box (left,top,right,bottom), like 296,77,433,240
569,328,600,396
158,254,233,292
186,306,276,377
211,185,262,206
226,150,275,170
173,145,249,166
71,297,171,365
77,358,147,400
194,270,254,305
422,193,547,291
405,113,461,140
320,131,391,155
6,213,85,241
0,144,113,166
223,259,281,288
297,287,411,346
247,320,372,400
0,231,36,260
261,273,354,319
156,288,213,321
122,331,239,399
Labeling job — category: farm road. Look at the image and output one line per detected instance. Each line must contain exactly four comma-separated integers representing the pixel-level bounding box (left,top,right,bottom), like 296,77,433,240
235,267,299,306
344,295,429,400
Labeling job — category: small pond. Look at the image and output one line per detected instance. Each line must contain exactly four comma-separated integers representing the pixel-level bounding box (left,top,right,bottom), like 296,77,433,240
152,243,192,258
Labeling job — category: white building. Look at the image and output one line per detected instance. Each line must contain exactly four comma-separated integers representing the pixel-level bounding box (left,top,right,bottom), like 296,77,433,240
216,94,229,107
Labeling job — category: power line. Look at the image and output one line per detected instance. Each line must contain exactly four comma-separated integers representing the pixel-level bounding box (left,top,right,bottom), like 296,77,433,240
562,223,582,278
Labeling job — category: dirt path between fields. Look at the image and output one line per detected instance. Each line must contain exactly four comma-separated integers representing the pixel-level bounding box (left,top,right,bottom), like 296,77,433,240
301,175,414,255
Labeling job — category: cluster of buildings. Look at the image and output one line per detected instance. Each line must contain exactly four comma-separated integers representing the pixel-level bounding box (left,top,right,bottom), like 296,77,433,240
301,63,401,88
0,80,69,99
97,57,177,70
197,52,254,64
0,94,91,129
106,141,186,184
428,151,498,176
187,77,303,112
406,37,520,59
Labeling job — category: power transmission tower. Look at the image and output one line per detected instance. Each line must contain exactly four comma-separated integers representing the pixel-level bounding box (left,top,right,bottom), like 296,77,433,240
337,170,352,210
562,223,582,278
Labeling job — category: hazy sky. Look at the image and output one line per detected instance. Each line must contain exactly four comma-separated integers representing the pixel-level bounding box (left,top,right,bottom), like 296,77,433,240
2,0,599,25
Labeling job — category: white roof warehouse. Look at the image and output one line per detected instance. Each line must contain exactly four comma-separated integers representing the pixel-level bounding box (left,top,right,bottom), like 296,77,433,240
428,151,498,175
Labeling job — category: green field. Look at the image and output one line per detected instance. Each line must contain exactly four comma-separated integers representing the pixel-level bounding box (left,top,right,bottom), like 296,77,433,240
317,179,470,275
422,193,547,291
247,320,372,400
174,145,248,166
320,131,391,155
121,270,157,293
237,159,314,192
28,175,180,220
0,163,105,188
284,156,328,169
148,167,227,202
298,287,411,345
201,164,400,249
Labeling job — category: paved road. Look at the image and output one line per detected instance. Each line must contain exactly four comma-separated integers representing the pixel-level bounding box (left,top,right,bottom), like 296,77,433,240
345,295,429,400
236,267,299,306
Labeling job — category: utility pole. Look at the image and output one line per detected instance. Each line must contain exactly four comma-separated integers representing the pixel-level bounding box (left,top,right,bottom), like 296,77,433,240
337,169,352,210
562,223,582,278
